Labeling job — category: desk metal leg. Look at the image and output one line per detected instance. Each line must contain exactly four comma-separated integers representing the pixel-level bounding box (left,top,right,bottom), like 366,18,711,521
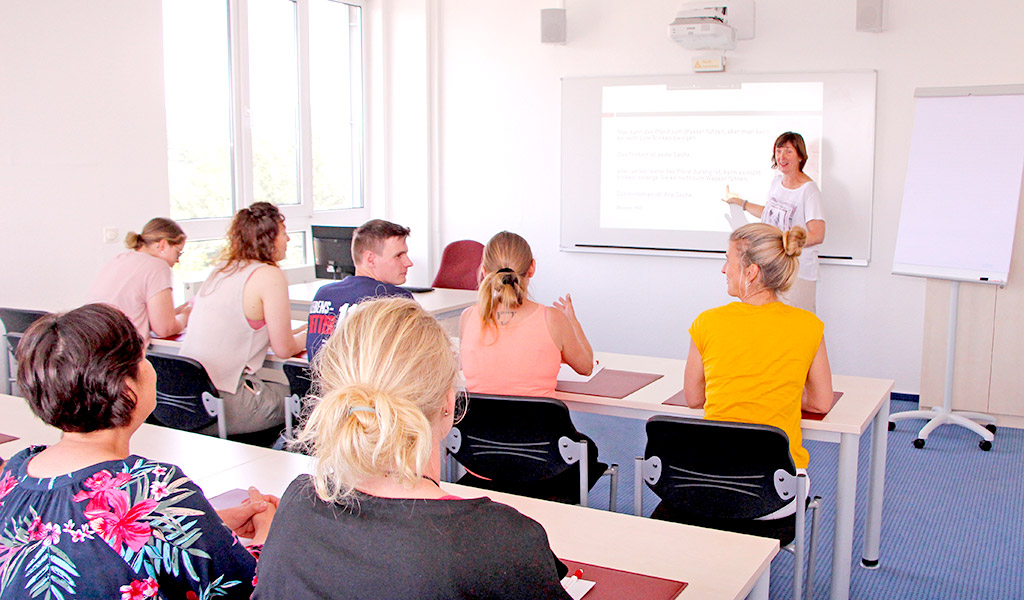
862,397,889,568
746,569,770,600
830,432,858,600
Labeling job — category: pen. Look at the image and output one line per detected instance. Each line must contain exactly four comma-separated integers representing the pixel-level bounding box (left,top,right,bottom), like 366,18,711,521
562,568,583,591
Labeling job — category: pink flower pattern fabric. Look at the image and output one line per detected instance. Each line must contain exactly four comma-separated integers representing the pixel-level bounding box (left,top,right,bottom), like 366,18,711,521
0,446,257,599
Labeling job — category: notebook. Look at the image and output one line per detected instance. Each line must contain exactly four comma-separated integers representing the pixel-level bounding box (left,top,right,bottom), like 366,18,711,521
560,559,687,600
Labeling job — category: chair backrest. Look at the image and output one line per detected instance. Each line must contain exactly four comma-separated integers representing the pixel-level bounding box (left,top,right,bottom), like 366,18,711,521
431,240,484,290
282,361,313,400
640,416,798,520
0,308,50,354
147,352,220,432
445,393,584,482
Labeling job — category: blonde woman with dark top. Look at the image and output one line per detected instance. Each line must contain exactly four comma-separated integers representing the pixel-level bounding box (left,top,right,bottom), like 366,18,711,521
180,202,306,436
685,223,833,515
459,231,593,398
254,298,571,599
89,217,191,343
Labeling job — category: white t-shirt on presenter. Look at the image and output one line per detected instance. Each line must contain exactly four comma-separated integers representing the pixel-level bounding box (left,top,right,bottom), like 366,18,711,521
760,175,825,282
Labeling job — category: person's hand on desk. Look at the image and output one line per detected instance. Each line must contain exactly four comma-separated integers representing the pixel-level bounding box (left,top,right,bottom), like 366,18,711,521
216,486,279,545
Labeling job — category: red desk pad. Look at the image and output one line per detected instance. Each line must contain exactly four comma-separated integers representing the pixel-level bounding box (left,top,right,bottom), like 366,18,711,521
561,559,687,600
556,370,663,399
662,390,844,420
0,433,19,445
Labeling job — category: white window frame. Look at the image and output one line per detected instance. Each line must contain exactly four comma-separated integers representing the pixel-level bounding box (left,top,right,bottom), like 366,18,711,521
170,0,370,255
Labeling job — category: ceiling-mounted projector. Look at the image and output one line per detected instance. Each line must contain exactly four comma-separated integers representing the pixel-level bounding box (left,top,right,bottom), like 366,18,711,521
668,0,754,50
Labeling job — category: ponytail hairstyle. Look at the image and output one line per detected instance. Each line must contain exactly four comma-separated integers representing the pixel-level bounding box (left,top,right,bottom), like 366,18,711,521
477,231,533,330
217,202,284,274
729,223,807,293
124,218,185,250
295,297,459,504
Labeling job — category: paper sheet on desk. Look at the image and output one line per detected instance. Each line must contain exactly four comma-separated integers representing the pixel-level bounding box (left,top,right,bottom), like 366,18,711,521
208,488,251,510
561,576,596,600
557,362,603,383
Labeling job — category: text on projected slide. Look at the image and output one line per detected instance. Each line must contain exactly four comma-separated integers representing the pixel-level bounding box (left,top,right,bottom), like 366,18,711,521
599,82,823,232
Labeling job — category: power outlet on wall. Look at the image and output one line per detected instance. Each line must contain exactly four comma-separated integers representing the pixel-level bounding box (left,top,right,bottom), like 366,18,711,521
103,227,119,243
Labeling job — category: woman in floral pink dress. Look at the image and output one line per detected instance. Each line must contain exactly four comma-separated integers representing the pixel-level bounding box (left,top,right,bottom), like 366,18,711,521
0,304,275,600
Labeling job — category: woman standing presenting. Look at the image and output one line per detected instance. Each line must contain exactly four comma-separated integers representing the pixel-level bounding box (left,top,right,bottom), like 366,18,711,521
89,217,191,343
724,132,825,312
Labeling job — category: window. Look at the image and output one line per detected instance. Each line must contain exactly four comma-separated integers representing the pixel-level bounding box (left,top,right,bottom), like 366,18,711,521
162,0,366,272
175,231,307,285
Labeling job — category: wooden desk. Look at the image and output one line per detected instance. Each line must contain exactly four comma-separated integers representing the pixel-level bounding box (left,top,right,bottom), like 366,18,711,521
1,392,778,600
287,280,478,321
194,449,778,600
554,352,894,600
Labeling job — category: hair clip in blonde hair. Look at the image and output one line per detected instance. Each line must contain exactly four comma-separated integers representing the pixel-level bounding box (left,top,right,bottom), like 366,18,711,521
348,406,376,416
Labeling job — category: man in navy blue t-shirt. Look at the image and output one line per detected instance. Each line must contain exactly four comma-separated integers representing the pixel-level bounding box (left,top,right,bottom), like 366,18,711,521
306,219,414,359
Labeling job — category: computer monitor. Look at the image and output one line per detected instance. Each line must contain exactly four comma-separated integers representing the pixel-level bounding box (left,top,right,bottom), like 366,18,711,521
312,225,357,280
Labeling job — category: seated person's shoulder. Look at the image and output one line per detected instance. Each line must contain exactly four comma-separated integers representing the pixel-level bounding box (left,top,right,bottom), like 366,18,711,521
249,263,287,285
459,497,548,539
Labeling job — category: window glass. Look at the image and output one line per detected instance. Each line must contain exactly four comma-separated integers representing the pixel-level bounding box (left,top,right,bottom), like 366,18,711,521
310,0,364,210
162,0,234,220
175,231,306,282
248,0,301,206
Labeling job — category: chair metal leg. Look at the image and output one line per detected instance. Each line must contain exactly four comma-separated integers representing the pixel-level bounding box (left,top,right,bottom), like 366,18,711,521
633,457,644,516
793,474,807,600
578,441,589,508
805,496,821,600
606,464,619,512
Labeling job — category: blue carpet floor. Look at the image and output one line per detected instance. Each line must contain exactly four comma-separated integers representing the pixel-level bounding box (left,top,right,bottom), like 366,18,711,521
572,400,1024,599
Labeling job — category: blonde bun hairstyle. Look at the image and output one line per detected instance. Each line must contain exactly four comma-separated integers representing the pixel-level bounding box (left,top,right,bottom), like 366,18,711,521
295,297,459,504
730,223,807,293
477,231,533,330
125,218,185,250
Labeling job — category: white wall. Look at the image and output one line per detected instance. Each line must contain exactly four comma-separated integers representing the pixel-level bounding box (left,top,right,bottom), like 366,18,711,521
4,0,1024,395
0,0,168,311
423,0,1024,393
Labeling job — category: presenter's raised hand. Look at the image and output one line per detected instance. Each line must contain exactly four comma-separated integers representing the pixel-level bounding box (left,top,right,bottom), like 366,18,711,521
722,185,744,207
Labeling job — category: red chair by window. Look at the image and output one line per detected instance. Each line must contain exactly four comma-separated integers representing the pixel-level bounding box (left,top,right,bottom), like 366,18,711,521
432,240,484,290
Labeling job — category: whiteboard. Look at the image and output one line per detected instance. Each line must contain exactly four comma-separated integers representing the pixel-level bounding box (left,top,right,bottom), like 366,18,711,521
893,86,1024,285
559,71,877,264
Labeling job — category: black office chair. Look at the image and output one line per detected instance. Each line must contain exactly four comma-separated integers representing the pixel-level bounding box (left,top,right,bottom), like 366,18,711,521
147,353,227,439
282,361,314,439
444,393,618,510
634,416,820,600
0,307,50,394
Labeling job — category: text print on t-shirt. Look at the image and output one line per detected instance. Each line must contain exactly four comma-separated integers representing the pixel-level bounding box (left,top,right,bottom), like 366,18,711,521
762,196,798,231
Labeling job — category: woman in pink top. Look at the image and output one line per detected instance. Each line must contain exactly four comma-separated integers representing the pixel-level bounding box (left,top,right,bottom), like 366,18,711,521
89,218,191,343
180,203,306,437
460,231,593,397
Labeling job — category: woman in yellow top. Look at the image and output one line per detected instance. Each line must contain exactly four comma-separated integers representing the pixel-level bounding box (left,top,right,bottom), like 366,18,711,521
684,223,833,481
